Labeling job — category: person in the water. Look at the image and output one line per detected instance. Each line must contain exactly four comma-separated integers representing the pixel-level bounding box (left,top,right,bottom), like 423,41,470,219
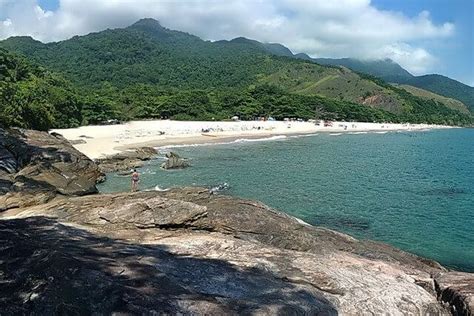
131,169,140,192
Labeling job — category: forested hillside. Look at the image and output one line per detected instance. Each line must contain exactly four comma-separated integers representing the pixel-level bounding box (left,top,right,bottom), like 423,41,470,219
0,19,472,129
0,49,82,130
314,58,413,82
311,57,474,112
393,84,470,114
404,74,474,112
0,48,410,129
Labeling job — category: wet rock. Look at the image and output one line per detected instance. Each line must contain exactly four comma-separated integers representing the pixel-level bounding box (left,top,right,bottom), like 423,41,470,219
0,128,101,211
161,152,190,169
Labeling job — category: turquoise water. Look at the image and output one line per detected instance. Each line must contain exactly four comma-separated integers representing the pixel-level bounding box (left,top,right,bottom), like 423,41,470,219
99,129,474,271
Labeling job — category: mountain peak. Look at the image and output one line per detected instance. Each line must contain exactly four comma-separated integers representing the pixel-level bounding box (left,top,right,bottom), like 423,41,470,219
262,43,294,57
131,18,163,28
128,18,167,34
127,18,179,40
3,35,41,44
230,37,260,45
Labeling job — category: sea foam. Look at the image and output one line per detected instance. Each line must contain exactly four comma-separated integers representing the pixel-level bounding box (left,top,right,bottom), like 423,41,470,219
157,135,288,149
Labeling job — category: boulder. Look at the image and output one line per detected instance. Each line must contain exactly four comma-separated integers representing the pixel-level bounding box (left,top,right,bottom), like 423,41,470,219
0,128,102,211
96,147,158,173
69,139,87,145
161,152,190,169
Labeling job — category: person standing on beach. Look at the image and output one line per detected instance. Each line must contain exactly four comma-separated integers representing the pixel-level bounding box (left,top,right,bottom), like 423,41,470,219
131,169,140,192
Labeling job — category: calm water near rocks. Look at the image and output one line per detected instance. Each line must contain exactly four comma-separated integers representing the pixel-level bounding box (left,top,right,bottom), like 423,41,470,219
99,128,474,271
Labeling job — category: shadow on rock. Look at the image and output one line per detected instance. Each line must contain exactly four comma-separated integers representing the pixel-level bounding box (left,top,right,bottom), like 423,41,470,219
0,217,336,315
0,128,102,211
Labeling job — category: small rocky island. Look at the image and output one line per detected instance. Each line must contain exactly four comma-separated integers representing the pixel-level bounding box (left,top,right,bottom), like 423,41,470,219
0,127,472,315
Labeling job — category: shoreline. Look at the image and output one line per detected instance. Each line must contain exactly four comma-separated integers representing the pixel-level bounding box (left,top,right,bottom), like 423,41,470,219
2,126,473,314
51,120,454,159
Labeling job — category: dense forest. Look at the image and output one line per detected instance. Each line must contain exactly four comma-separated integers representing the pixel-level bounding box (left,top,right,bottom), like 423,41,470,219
0,49,82,130
0,48,407,129
0,19,472,130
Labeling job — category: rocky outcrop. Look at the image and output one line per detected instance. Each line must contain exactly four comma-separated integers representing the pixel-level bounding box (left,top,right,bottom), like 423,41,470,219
1,128,472,314
360,93,400,113
161,151,190,169
0,128,101,211
96,147,158,173
435,272,474,315
3,187,472,315
0,216,335,315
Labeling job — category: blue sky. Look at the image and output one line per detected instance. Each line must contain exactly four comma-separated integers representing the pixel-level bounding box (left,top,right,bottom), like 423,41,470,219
1,0,473,86
371,0,473,85
37,0,59,11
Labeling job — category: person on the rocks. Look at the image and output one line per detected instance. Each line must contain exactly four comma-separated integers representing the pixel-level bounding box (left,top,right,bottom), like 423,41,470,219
131,169,140,192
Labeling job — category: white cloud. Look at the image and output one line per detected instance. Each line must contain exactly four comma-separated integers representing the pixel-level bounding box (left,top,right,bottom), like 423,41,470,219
34,5,53,20
0,0,456,75
376,43,437,75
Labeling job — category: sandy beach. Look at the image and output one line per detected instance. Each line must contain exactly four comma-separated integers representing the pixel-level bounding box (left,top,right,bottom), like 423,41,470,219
51,120,453,159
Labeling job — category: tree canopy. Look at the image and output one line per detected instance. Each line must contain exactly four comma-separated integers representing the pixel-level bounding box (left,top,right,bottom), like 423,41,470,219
0,19,472,130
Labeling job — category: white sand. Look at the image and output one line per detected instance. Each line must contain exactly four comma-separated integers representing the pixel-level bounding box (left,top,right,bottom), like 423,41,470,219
51,120,452,159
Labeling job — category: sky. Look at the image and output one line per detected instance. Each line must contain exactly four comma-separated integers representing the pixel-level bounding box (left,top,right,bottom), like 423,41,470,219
0,0,472,86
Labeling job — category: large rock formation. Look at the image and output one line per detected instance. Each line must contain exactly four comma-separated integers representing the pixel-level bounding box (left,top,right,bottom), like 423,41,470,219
0,128,101,211
96,147,158,173
2,187,472,315
1,129,472,315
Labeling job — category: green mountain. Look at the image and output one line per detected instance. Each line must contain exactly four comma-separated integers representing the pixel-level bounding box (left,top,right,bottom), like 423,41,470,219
294,53,313,61
257,42,473,113
310,57,474,112
258,43,473,113
404,74,474,112
314,58,413,82
0,18,471,128
393,84,470,114
262,43,295,57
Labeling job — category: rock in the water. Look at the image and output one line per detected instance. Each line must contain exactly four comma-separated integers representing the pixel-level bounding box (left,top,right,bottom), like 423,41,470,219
0,128,101,211
2,188,467,315
161,151,190,169
69,139,87,145
96,147,157,173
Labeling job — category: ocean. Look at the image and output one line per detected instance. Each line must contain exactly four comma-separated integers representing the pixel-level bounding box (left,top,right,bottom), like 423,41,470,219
99,128,474,272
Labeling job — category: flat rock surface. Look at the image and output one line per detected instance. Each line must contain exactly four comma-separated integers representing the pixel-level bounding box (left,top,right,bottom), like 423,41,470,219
2,188,470,315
